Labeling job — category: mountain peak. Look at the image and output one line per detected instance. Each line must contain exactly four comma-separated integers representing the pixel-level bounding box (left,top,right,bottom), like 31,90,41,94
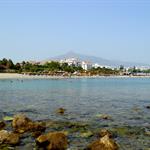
64,51,78,57
47,51,148,67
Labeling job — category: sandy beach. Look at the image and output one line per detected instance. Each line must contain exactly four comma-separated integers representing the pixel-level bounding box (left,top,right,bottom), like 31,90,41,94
0,73,66,79
0,73,150,79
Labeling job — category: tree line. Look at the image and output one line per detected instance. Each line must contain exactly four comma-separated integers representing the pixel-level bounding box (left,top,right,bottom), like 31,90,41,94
0,58,83,74
1,58,150,75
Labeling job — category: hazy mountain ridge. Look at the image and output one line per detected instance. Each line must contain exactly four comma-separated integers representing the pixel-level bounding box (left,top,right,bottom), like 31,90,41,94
46,51,149,67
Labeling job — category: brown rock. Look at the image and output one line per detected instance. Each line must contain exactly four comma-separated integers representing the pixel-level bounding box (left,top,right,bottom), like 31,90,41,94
0,130,20,145
12,114,32,133
101,114,111,120
145,129,150,136
56,108,66,115
37,134,48,144
36,131,68,150
87,134,119,150
99,129,112,138
32,131,43,138
12,114,46,133
0,121,6,130
32,122,46,132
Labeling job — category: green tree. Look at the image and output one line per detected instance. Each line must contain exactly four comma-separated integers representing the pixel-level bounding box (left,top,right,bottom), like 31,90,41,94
6,59,14,69
45,61,61,71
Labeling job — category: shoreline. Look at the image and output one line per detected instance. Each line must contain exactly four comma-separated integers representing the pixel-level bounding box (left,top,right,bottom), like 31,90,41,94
0,73,150,79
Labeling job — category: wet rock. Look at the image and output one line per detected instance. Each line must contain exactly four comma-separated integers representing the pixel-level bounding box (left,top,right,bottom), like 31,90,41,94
56,108,66,115
36,131,68,150
0,130,20,145
3,116,14,121
80,131,93,138
60,131,69,136
132,106,141,112
96,114,112,120
32,131,43,138
145,129,150,136
87,134,119,150
146,105,150,109
31,121,46,132
0,121,6,130
99,129,112,138
101,114,112,120
12,114,32,133
145,131,150,136
12,114,46,133
111,127,129,137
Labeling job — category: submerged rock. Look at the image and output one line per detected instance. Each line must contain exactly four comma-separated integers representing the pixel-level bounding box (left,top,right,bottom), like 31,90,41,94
32,131,43,138
12,114,32,133
96,114,112,120
99,129,112,138
3,116,14,121
0,130,20,145
12,114,46,133
87,129,118,150
56,108,66,115
101,114,112,120
80,131,93,138
36,131,68,150
0,121,6,130
145,129,150,136
146,105,150,109
87,134,119,150
111,127,129,137
132,106,141,112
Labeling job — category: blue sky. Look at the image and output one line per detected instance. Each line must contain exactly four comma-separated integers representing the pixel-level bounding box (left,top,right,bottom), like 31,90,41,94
0,0,150,63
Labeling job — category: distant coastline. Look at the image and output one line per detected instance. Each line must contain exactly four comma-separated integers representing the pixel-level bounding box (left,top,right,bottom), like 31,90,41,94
1,73,150,79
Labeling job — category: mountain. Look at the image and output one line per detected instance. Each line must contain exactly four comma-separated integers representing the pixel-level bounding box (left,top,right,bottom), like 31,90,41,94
45,51,149,67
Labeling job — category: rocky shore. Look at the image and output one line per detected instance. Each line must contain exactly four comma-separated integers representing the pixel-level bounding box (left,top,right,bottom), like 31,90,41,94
0,113,119,150
0,106,150,150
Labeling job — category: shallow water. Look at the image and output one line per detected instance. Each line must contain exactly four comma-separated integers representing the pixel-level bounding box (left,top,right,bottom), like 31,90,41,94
0,78,150,149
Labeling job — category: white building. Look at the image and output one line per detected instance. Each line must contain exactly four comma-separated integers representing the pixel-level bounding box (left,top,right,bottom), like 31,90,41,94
60,58,93,70
92,63,107,69
93,63,100,68
60,58,81,67
81,61,92,70
136,66,150,71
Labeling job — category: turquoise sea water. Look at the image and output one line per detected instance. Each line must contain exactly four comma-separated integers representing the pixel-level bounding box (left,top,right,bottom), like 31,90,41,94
0,78,150,149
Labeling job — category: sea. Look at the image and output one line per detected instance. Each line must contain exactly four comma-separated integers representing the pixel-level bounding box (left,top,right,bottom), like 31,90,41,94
0,77,150,149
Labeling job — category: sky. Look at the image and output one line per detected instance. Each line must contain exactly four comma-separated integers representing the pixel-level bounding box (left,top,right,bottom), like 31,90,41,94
0,0,150,63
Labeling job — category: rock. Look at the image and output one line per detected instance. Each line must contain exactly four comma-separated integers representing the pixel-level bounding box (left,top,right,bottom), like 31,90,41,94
80,131,93,138
60,131,69,136
12,114,32,133
56,108,66,115
87,134,119,150
96,114,112,120
12,114,46,133
3,116,14,121
32,131,43,138
132,106,141,112
31,121,46,132
145,131,150,136
111,127,129,137
0,130,20,145
145,129,150,136
101,114,111,120
0,121,6,130
146,106,150,109
36,131,68,150
99,129,112,138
